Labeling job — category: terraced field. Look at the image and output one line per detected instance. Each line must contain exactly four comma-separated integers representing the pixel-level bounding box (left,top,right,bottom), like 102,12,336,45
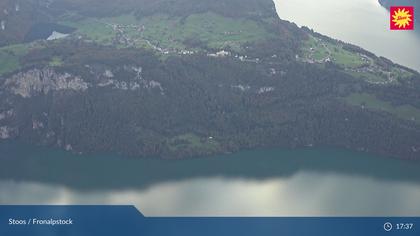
301,35,366,67
60,12,274,52
300,35,414,85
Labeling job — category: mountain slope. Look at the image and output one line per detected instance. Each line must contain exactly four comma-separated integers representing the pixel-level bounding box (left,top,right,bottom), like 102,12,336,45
0,0,419,160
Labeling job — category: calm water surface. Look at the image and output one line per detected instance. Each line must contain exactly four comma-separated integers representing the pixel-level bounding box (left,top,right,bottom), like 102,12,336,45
1,141,420,216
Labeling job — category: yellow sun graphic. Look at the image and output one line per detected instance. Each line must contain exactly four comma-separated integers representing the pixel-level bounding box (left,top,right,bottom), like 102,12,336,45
392,8,412,28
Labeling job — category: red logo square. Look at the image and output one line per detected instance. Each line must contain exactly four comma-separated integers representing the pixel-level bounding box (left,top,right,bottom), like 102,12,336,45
390,6,414,30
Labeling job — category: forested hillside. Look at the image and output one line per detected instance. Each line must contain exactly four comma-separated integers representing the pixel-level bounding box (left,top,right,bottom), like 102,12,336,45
0,0,419,160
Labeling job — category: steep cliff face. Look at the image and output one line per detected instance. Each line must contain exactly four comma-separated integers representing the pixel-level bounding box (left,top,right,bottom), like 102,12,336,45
4,68,88,98
0,60,171,151
2,65,165,98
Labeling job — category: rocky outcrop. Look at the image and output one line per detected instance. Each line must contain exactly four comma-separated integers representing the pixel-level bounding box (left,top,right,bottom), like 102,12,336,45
0,126,14,139
96,66,165,93
2,65,166,99
4,68,89,98
0,110,13,121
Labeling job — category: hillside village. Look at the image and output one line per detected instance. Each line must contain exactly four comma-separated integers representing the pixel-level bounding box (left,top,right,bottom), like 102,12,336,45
299,35,413,85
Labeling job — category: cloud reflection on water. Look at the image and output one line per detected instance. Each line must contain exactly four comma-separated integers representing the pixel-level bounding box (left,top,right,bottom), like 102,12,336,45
2,171,420,216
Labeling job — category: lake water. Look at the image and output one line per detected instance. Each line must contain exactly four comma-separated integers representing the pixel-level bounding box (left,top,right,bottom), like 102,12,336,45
1,0,420,216
1,141,420,216
24,23,75,42
274,0,420,71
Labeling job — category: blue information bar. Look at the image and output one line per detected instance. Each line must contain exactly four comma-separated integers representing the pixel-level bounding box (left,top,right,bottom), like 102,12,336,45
0,206,419,236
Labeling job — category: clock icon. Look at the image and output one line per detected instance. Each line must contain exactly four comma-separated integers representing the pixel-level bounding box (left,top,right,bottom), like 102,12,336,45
384,222,393,232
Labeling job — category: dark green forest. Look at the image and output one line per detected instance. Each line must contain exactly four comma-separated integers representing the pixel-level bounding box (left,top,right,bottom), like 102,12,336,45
0,0,419,160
